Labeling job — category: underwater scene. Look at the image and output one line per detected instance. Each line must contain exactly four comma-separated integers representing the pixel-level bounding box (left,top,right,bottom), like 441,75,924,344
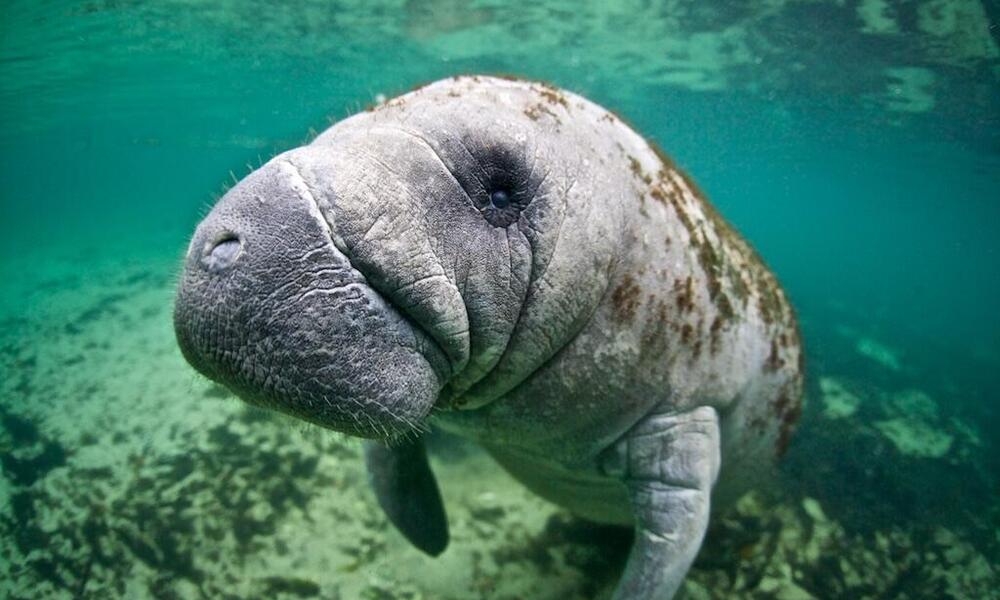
1,1,998,598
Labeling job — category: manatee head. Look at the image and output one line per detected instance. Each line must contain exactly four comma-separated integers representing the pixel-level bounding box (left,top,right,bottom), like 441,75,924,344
174,76,624,440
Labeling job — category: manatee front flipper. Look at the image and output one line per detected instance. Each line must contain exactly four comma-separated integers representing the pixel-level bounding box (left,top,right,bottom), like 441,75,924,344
607,406,720,600
364,437,449,556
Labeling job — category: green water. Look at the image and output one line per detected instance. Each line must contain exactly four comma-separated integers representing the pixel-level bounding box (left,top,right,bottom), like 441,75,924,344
1,1,997,598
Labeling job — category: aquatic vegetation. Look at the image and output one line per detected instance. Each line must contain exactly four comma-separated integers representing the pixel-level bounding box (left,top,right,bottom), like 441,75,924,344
818,377,862,419
870,389,980,459
874,417,954,458
686,492,997,598
855,337,903,371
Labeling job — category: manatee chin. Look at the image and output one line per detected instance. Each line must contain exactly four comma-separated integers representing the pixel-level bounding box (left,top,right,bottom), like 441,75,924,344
173,158,452,440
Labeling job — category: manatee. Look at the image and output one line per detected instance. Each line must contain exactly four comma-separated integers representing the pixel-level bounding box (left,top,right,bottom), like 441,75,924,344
174,75,803,598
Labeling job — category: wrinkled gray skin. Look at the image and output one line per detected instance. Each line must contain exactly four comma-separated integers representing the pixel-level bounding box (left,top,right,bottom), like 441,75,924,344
175,76,802,599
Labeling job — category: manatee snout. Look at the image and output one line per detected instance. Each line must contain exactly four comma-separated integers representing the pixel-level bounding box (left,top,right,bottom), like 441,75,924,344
173,155,449,439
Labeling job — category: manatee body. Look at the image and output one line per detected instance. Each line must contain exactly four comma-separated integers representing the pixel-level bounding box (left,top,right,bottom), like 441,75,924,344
174,76,802,599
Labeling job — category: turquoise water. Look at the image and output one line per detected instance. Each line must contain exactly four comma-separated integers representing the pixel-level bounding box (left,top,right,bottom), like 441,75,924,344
1,1,998,598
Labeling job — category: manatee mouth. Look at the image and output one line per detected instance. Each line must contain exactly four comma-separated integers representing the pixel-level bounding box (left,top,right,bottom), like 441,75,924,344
176,244,450,438
173,158,452,440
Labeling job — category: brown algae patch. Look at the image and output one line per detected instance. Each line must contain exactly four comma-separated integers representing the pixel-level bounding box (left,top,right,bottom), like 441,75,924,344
772,387,803,458
536,82,570,108
524,103,560,123
627,155,653,186
674,277,695,313
645,138,798,342
611,274,642,324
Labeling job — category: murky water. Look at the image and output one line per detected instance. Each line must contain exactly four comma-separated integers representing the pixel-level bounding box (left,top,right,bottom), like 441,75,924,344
1,1,997,598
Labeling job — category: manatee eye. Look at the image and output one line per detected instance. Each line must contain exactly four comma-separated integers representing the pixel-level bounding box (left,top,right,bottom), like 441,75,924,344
469,141,545,228
481,186,522,228
490,190,510,209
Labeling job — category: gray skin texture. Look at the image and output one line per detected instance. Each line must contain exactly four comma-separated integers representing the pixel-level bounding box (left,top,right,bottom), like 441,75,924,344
174,75,803,599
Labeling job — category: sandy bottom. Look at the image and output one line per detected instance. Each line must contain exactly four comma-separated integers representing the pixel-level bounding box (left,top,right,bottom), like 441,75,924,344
0,239,996,599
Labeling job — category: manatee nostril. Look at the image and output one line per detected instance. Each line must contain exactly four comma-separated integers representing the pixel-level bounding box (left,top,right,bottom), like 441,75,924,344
200,235,242,273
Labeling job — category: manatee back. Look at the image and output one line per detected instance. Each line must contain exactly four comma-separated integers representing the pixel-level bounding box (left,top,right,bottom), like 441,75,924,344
608,113,804,503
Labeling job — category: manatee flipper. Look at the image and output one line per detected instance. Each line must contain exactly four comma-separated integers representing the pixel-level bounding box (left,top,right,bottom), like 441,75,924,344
609,406,720,600
363,437,449,556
